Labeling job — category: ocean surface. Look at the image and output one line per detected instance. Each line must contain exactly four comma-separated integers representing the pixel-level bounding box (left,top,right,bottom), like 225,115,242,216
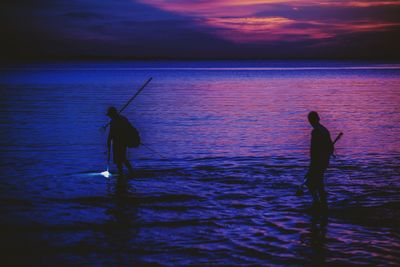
0,60,399,266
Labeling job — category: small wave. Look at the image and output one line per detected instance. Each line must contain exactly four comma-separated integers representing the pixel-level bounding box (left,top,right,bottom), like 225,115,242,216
0,198,34,207
46,193,204,206
216,193,252,200
328,201,400,227
143,218,219,228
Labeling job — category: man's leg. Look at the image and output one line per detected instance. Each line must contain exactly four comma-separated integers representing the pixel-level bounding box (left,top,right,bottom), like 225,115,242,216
124,160,134,174
116,163,123,176
318,162,329,209
307,181,320,208
310,188,320,208
318,178,327,209
306,171,321,208
114,143,125,176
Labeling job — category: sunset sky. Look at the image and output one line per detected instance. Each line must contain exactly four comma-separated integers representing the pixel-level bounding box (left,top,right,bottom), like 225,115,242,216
2,0,400,59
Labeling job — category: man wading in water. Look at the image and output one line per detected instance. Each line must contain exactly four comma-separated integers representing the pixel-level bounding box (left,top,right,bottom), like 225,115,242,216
107,107,134,176
306,111,334,210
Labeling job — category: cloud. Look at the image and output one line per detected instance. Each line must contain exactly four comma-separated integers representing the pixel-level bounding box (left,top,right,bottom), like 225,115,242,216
203,16,400,43
137,0,400,42
64,12,104,20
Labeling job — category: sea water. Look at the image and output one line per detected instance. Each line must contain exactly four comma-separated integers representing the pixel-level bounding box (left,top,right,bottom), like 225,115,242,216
0,61,399,265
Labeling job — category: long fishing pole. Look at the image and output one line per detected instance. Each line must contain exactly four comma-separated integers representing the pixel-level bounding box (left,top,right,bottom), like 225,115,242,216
119,77,152,114
101,77,153,131
333,132,343,145
331,132,343,158
140,142,173,162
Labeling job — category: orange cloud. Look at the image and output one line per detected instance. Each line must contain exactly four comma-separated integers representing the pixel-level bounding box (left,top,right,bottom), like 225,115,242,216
204,17,331,42
323,1,400,7
205,17,400,42
137,0,400,13
136,0,400,42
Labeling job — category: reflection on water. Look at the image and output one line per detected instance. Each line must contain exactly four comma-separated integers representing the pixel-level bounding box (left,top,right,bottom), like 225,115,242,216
0,61,399,265
105,177,139,266
305,212,328,266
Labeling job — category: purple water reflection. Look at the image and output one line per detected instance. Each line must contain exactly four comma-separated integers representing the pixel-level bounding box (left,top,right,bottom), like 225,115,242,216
0,61,399,265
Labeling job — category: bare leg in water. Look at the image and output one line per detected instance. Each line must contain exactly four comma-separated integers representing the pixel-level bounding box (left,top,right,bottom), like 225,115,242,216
117,160,134,176
117,163,124,176
307,170,328,210
124,160,134,175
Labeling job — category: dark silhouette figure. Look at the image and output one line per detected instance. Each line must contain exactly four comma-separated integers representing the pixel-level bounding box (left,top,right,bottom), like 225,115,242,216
306,111,333,209
107,106,134,176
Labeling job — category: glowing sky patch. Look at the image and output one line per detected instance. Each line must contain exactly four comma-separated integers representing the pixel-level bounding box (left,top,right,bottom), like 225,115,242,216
137,0,400,43
331,1,400,7
135,0,400,15
2,0,400,59
199,17,400,42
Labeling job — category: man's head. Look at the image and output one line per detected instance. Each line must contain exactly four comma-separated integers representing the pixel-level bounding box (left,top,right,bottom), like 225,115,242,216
106,106,118,118
308,111,320,127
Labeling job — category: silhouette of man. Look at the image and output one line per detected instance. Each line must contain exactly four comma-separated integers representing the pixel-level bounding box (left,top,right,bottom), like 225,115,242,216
306,111,333,209
107,107,134,176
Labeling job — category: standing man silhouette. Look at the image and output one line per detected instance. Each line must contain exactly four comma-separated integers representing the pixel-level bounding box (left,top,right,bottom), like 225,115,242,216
107,107,134,176
306,111,334,209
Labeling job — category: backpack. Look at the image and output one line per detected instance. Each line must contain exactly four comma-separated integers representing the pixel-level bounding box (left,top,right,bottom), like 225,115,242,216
125,124,141,148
